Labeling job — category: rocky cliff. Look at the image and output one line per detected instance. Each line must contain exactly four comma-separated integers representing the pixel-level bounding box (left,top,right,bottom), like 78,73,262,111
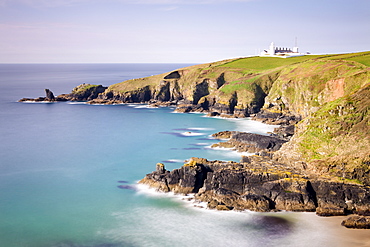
19,52,370,227
139,157,370,217
20,52,369,186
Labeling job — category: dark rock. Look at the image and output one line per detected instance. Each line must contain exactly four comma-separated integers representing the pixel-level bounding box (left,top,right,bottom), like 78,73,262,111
253,110,301,125
164,71,181,79
45,89,55,101
193,80,210,104
140,156,370,216
341,216,370,229
273,124,295,140
156,163,166,174
69,84,108,101
211,131,287,153
232,132,287,151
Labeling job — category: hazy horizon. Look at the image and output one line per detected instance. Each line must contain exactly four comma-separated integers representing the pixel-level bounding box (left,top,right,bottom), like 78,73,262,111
1,0,369,64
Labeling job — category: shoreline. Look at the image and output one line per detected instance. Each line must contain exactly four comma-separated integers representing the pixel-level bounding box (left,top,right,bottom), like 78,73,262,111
138,106,370,229
136,183,370,246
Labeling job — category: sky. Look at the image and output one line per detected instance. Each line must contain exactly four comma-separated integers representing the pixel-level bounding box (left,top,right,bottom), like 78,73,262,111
0,0,369,63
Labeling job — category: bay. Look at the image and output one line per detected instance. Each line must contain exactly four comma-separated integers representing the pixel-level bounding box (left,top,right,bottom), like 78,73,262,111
0,64,368,247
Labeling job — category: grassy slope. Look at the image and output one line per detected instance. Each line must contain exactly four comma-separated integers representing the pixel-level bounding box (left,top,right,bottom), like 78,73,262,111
266,52,370,184
106,52,370,183
107,52,370,108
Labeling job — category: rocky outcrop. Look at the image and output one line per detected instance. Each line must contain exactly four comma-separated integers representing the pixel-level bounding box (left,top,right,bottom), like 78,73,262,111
341,216,370,229
211,131,287,157
68,84,107,101
45,89,55,101
19,84,107,102
19,88,67,102
139,157,370,218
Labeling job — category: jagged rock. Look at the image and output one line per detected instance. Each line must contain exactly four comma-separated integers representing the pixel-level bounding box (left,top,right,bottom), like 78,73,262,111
341,216,370,229
68,84,107,101
139,156,370,217
273,124,295,140
212,131,287,153
19,84,107,102
253,110,301,125
212,131,233,139
19,88,56,102
45,89,55,101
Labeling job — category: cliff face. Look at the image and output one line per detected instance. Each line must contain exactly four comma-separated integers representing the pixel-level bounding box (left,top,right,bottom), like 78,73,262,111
140,157,370,216
19,52,370,226
134,52,370,223
274,83,370,185
92,59,283,116
20,51,370,189
263,59,369,118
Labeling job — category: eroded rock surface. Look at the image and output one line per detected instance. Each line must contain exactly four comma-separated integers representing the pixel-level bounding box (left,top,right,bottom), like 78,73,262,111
139,156,370,219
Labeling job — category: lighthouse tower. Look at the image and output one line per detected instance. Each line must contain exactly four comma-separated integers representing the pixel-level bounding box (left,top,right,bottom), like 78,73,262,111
269,42,275,55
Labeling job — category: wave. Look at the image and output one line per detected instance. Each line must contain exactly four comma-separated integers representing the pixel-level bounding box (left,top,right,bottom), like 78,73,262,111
228,118,279,135
187,127,215,131
162,159,184,164
180,131,205,137
161,131,206,137
20,101,55,104
189,143,209,146
67,102,88,105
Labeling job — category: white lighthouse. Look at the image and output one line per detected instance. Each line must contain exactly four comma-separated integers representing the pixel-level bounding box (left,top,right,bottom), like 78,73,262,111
269,42,275,55
260,41,305,57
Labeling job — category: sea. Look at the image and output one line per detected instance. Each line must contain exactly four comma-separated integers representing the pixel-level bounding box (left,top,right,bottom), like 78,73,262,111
0,64,369,247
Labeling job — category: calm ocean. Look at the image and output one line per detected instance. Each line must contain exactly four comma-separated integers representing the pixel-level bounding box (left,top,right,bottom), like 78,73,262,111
0,64,365,247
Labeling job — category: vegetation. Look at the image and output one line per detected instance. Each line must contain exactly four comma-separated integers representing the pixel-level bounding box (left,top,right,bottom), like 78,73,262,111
72,84,99,94
104,51,370,184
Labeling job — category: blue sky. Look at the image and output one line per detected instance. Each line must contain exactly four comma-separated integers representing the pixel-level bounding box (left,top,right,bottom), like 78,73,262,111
0,0,369,63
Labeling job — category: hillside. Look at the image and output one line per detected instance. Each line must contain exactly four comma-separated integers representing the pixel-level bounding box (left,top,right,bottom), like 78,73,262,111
95,51,370,185
20,51,370,186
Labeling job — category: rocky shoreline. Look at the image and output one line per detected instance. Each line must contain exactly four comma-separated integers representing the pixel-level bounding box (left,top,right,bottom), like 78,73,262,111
140,155,370,229
138,116,369,229
19,54,370,229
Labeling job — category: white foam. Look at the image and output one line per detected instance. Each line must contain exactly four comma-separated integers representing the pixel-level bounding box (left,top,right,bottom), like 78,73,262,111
163,159,184,163
228,118,279,135
187,127,215,131
180,132,205,137
134,105,153,109
20,101,54,104
67,102,87,105
209,146,255,158
193,143,209,146
135,183,178,198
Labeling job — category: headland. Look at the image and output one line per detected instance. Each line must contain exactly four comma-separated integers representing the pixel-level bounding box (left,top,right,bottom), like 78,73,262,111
20,51,370,228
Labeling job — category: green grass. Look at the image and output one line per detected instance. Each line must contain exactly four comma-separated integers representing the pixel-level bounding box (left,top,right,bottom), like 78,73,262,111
220,77,257,94
322,51,370,67
218,55,324,72
219,52,370,74
72,84,100,94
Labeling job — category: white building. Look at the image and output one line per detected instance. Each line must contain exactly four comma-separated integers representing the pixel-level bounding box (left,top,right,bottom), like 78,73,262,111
261,42,303,57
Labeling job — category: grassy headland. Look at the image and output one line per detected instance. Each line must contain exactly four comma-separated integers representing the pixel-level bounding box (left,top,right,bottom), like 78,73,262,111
101,51,370,184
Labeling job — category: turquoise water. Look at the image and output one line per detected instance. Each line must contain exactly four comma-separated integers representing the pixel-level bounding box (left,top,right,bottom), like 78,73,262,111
0,64,365,247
